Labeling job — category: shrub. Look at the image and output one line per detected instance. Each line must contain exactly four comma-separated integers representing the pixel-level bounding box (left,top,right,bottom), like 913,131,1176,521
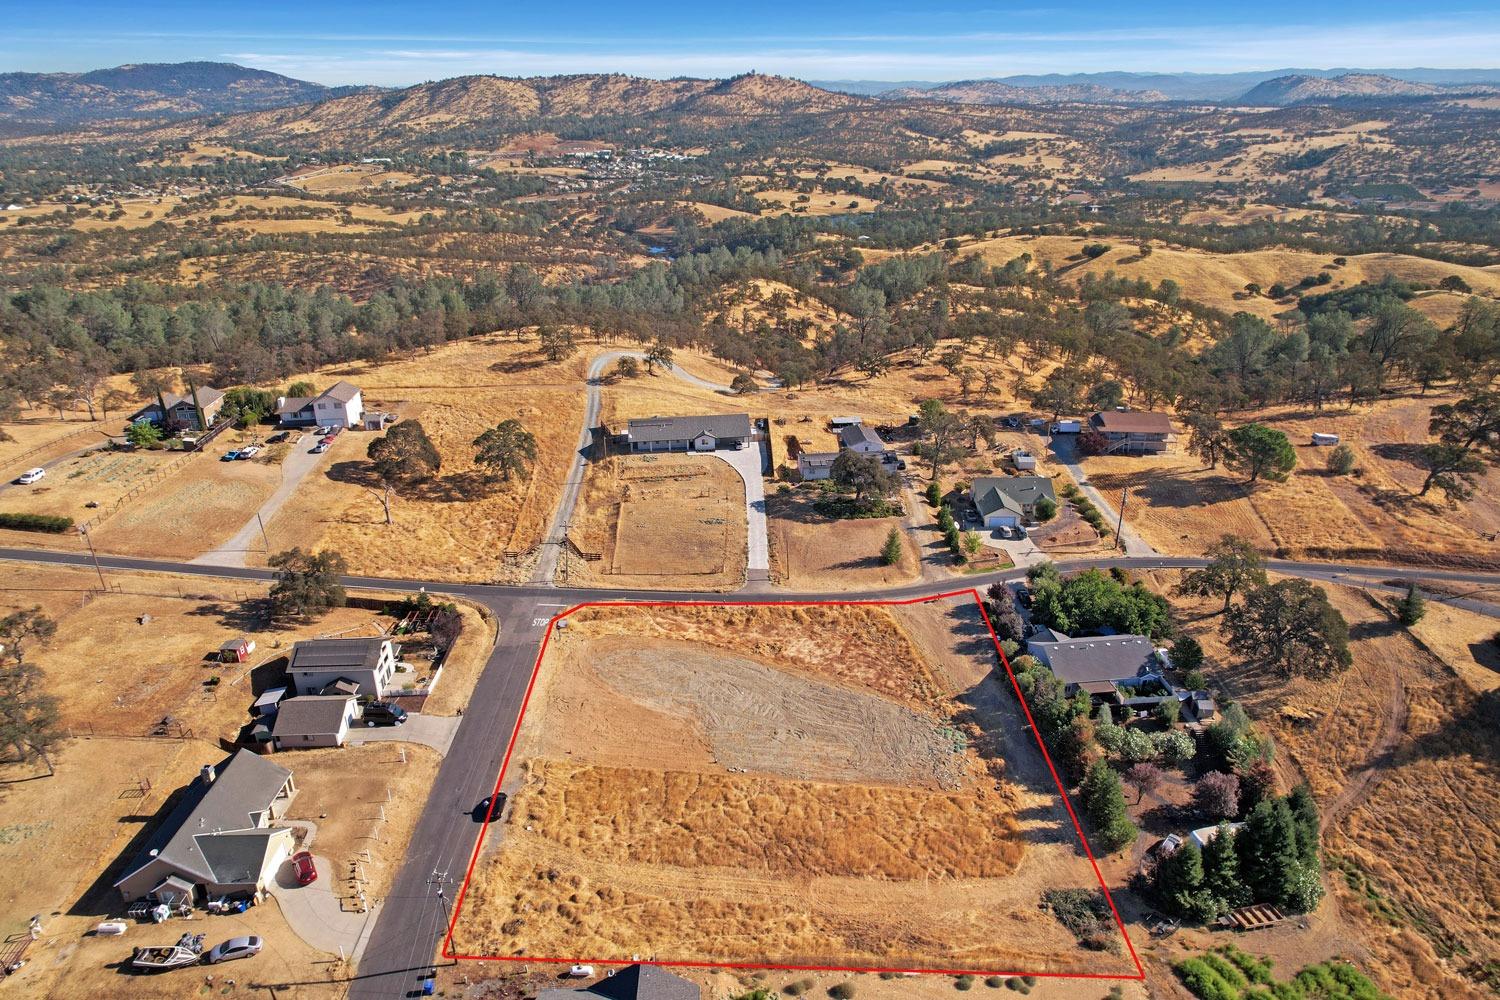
1035,497,1057,521
1004,979,1022,992
984,976,1003,988
1042,888,1119,952
925,481,943,506
0,512,75,533
1175,957,1241,1000
829,984,856,999
1325,443,1356,475
956,975,975,991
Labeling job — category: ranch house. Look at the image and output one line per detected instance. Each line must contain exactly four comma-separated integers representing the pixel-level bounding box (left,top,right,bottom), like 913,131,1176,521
276,380,364,429
127,386,225,432
837,422,889,456
969,475,1057,529
1087,410,1175,454
113,750,297,906
624,413,753,452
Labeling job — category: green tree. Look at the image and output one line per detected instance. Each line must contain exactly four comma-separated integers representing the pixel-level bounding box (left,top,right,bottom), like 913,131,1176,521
1200,822,1247,909
538,325,576,363
881,527,904,566
1080,760,1138,853
125,420,163,448
1325,443,1356,475
1177,535,1268,612
473,419,538,485
1170,635,1205,676
730,373,758,394
917,398,960,481
1184,412,1228,469
285,380,316,398
1033,370,1083,420
366,420,441,524
1087,379,1126,412
1287,784,1321,867
1035,496,1058,522
1223,423,1297,484
645,340,675,375
0,607,57,667
830,451,898,509
1418,391,1500,499
268,548,348,620
1224,579,1352,679
962,530,984,558
0,651,61,775
1394,583,1427,627
613,356,639,380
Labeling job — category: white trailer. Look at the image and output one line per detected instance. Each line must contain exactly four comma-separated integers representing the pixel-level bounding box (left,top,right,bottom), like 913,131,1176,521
1311,432,1341,446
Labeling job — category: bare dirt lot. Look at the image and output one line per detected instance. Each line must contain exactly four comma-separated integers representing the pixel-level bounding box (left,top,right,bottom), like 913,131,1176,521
767,487,919,590
567,452,746,589
450,600,1136,976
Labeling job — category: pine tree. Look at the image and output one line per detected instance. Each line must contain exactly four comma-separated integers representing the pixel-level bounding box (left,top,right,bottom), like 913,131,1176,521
1287,784,1321,866
1395,584,1427,627
1237,799,1301,907
880,528,904,566
1157,841,1204,901
1201,822,1247,909
1080,760,1138,853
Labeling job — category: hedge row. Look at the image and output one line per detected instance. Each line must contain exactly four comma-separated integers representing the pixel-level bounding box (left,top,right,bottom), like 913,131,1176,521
0,511,75,533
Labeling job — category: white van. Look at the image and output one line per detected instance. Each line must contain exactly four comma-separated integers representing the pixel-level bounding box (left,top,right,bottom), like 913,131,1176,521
16,467,45,485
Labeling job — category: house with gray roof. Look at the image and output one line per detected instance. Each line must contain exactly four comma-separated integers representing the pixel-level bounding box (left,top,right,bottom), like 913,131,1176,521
624,413,752,452
837,422,888,456
114,749,297,905
127,386,226,432
969,475,1057,529
272,695,357,750
287,637,397,698
1026,631,1163,701
537,964,700,1000
276,380,364,429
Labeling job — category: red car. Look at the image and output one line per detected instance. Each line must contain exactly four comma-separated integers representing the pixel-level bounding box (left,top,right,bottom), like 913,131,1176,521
292,851,317,886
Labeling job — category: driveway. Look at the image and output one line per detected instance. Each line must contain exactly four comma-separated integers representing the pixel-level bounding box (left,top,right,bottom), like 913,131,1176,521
715,444,770,583
347,712,461,757
195,433,328,567
269,853,382,961
979,527,1048,569
1048,436,1157,556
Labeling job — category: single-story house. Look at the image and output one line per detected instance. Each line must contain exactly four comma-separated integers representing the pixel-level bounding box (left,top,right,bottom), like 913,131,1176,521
127,387,225,432
970,475,1057,529
272,695,357,750
276,381,363,429
537,964,700,1000
287,637,397,698
114,749,297,905
838,422,888,456
1027,631,1162,701
1087,410,1175,454
624,413,752,452
797,451,839,481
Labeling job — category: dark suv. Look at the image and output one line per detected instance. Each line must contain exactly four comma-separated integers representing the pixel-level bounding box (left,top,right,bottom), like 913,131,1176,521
362,702,408,727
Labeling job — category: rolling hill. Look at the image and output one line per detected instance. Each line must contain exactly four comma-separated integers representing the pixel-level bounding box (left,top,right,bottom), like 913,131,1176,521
883,79,1168,105
1239,72,1500,106
0,61,368,129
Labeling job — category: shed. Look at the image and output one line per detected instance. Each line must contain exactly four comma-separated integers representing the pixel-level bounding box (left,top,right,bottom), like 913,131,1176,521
829,416,863,428
219,637,256,663
250,687,287,718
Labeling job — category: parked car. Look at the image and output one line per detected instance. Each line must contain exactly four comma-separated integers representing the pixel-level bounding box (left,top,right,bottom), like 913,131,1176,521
15,467,45,484
311,442,329,454
236,445,260,459
292,851,317,886
266,432,289,444
362,702,407,727
204,936,262,965
1014,584,1033,608
221,450,239,462
474,792,508,822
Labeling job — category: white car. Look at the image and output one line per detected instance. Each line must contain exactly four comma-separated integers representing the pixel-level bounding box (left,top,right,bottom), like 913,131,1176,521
204,935,262,964
16,467,45,485
237,445,261,459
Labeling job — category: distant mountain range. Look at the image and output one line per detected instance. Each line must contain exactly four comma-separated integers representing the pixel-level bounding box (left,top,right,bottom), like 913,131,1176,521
1238,72,1500,105
881,80,1168,106
0,61,374,128
818,68,1500,103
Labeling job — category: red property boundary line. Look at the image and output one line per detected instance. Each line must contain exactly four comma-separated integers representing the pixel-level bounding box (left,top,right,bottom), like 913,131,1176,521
441,588,1147,982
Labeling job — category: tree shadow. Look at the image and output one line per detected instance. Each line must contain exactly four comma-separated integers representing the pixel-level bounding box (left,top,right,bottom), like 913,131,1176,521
1349,617,1402,641
188,597,273,633
1371,442,1426,469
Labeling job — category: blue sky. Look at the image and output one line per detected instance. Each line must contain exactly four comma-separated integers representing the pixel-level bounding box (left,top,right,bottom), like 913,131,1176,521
5,1,1500,85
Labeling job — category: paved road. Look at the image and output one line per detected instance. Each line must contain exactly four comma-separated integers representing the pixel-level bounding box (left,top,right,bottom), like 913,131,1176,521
718,441,771,581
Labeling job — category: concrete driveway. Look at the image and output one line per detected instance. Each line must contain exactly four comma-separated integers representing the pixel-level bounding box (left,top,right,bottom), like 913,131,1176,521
715,444,770,583
269,853,381,961
1049,436,1157,556
347,712,461,757
195,433,329,567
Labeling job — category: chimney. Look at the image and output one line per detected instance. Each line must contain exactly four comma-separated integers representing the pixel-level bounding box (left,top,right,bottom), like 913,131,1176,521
201,764,217,785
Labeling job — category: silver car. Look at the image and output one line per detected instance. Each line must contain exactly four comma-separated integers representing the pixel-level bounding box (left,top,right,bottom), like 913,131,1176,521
204,935,262,964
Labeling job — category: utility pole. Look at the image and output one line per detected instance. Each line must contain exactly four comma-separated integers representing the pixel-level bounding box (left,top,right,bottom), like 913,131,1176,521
79,525,107,591
427,868,454,926
1115,487,1129,553
256,512,270,552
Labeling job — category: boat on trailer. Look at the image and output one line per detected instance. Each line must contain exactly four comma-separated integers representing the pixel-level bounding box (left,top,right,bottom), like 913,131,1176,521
130,932,205,972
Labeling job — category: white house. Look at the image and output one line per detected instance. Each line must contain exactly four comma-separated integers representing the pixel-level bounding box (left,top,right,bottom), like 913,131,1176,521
286,637,397,698
624,413,752,452
838,423,888,456
797,451,839,481
276,381,363,429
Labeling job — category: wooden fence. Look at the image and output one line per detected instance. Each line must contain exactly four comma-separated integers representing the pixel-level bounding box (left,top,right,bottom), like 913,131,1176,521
75,449,199,534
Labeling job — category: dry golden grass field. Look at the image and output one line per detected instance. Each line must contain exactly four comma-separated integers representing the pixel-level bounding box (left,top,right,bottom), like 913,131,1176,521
1161,572,1500,1000
955,234,1500,324
566,452,747,590
249,333,590,582
1085,392,1500,567
450,600,1136,975
767,487,920,590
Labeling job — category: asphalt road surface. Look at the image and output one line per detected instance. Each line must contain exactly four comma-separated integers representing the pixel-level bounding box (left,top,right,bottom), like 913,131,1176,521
4,544,1499,997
